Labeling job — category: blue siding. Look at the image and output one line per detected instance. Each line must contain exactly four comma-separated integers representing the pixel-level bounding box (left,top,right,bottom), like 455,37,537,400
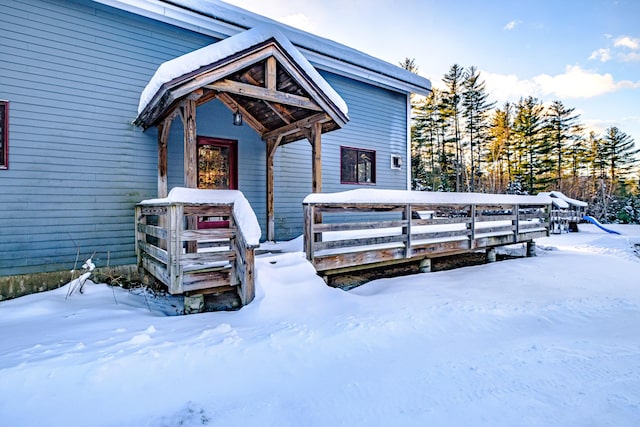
0,0,216,275
0,0,410,276
272,72,409,240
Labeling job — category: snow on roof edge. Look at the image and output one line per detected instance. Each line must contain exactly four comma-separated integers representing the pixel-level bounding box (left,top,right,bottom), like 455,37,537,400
139,187,261,246
172,0,432,93
137,24,349,119
303,189,553,206
98,0,431,96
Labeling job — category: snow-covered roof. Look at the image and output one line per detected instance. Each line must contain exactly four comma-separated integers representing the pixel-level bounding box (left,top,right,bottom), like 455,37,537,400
95,0,432,96
549,198,570,209
139,187,261,245
304,189,553,206
138,24,348,118
539,191,588,208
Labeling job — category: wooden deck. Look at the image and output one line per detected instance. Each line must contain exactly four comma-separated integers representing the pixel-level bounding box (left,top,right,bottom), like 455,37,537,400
303,197,551,277
134,201,258,305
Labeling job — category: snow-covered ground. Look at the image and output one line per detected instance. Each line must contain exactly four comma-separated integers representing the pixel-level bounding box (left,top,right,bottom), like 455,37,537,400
1,224,639,426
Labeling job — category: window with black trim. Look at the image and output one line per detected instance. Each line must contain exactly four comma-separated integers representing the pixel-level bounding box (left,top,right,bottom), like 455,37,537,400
0,101,7,169
340,146,376,184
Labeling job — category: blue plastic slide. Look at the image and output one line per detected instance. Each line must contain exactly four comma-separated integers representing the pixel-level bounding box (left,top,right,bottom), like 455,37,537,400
582,215,622,235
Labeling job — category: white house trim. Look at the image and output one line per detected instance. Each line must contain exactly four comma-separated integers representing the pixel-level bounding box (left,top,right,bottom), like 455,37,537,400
93,0,431,96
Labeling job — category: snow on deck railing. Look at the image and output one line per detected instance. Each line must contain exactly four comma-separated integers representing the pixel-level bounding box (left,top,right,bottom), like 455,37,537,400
135,188,260,305
302,189,551,273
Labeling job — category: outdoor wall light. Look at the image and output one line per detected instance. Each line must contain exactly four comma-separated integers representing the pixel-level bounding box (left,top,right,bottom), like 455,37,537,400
233,108,243,126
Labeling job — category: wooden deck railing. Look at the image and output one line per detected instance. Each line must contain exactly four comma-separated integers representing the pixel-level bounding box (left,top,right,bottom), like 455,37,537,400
134,200,258,305
550,208,583,233
303,196,551,275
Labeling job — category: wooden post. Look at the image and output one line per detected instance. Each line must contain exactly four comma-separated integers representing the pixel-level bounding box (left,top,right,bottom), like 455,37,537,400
181,99,197,189
513,204,520,243
310,122,323,229
303,203,314,261
468,204,476,250
403,204,412,258
526,241,537,257
241,243,255,305
311,121,322,193
134,205,143,268
266,56,277,91
419,258,432,273
486,247,496,263
180,100,198,252
157,117,173,198
266,136,281,242
169,203,183,294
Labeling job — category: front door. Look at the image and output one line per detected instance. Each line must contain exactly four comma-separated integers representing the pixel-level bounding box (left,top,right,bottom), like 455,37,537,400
197,137,238,228
197,137,238,190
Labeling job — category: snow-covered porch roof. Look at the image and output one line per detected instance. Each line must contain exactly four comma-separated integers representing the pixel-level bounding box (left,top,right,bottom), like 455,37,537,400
133,25,350,241
134,25,349,145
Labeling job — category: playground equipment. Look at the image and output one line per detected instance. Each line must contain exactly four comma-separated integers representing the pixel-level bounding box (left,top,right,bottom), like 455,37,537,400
582,215,622,235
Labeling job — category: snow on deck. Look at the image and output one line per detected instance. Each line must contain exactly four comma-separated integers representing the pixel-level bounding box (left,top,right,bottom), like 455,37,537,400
139,187,261,246
138,24,349,118
304,188,553,206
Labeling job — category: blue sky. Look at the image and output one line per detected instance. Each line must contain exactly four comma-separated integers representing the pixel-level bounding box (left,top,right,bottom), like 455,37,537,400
226,0,640,143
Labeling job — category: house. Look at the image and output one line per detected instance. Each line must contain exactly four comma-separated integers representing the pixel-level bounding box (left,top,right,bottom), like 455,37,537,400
0,0,431,298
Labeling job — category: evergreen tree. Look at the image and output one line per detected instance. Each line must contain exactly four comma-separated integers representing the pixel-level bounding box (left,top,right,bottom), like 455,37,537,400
601,126,639,181
545,100,583,189
399,57,419,74
442,64,465,191
513,96,546,193
462,66,495,191
488,102,513,192
588,131,607,179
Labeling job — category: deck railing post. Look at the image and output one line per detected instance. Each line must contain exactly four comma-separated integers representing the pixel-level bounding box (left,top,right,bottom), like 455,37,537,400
545,205,552,236
513,204,520,243
303,203,314,261
169,204,183,294
134,205,143,268
468,204,476,249
242,239,256,305
403,203,412,258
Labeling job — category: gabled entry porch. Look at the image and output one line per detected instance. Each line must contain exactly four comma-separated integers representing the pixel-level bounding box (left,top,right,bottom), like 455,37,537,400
134,25,349,242
133,25,349,304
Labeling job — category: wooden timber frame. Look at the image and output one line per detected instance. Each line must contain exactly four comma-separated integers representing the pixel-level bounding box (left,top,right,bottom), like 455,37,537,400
303,199,551,278
134,31,349,243
135,200,258,304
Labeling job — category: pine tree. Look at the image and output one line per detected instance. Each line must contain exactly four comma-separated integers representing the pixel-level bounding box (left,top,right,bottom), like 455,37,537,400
488,102,513,192
545,100,583,189
442,64,465,191
513,96,546,194
462,66,495,192
601,126,639,181
399,57,419,74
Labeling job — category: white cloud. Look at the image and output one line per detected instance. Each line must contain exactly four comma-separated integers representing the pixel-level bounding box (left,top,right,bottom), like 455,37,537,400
534,65,630,98
614,35,640,50
588,48,611,62
482,72,538,101
503,20,521,31
620,51,640,62
482,65,640,102
277,13,315,32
